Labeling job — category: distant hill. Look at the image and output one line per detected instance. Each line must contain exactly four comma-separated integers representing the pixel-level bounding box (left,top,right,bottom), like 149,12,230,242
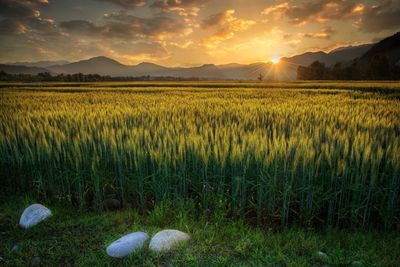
360,32,400,65
0,64,50,75
282,44,373,67
129,62,168,76
296,32,400,80
8,60,69,68
2,32,399,81
48,56,129,76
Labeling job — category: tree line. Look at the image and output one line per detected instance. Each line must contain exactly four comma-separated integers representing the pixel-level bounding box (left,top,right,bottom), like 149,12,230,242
0,71,200,82
297,55,400,80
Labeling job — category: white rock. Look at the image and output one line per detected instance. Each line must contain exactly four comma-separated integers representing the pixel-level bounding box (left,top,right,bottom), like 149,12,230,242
316,251,329,260
106,232,148,258
19,204,52,229
149,229,190,252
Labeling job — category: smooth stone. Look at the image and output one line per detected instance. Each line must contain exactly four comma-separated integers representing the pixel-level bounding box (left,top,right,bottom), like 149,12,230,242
149,229,190,252
106,232,148,258
19,204,52,229
351,261,362,267
316,251,329,260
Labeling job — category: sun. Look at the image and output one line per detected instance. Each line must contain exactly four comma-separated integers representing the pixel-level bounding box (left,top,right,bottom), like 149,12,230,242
271,55,281,64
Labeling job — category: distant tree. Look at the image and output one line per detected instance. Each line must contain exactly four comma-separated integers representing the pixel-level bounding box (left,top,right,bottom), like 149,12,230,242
257,73,264,81
310,61,327,79
367,55,390,80
297,61,328,80
330,62,343,80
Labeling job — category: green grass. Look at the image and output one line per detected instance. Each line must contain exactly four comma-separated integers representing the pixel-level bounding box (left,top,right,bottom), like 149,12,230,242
0,196,399,267
1,82,400,229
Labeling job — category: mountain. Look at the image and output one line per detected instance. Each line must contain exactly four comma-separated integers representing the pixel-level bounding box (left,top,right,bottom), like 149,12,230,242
360,32,400,65
282,43,373,67
129,62,168,76
2,32,398,81
49,58,226,79
296,32,400,80
166,64,225,79
8,60,69,68
0,64,50,75
48,56,129,76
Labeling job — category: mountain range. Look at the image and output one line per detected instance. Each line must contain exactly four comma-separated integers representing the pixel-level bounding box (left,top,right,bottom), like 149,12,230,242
1,32,399,81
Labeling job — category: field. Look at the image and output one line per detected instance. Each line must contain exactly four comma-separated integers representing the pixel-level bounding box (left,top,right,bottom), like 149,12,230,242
1,82,400,265
1,82,400,228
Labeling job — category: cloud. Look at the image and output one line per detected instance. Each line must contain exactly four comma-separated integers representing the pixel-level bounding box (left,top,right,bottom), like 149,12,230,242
0,19,28,35
355,1,400,32
261,2,290,17
151,0,209,9
201,29,234,48
303,27,335,39
261,0,368,25
93,0,146,8
0,0,58,36
103,12,192,40
0,0,47,18
60,12,192,41
59,20,103,36
109,41,171,62
201,9,256,47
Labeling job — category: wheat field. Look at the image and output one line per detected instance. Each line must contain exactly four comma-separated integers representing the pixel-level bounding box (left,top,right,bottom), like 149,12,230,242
1,82,399,228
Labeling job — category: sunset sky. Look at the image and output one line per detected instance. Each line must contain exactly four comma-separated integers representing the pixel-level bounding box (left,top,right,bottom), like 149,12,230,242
0,0,399,66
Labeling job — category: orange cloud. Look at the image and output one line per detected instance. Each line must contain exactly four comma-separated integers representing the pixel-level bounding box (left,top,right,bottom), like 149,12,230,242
303,27,335,39
261,0,367,25
201,9,255,47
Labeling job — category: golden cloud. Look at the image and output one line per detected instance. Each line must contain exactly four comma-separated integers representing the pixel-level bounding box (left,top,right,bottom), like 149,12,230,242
261,0,367,25
201,9,256,48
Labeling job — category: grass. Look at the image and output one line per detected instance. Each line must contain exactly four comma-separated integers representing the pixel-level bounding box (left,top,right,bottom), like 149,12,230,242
1,82,399,229
0,196,399,267
1,81,399,266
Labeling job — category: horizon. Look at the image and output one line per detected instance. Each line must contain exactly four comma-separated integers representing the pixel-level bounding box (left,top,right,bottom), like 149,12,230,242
1,0,400,67
1,41,377,68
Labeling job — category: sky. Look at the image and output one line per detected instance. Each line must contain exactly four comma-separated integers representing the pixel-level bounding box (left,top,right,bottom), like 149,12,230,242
0,0,399,66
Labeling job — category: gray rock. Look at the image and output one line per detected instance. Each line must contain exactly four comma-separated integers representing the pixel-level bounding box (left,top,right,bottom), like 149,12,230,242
106,232,148,258
31,256,41,267
11,244,20,252
149,229,190,252
316,251,329,260
0,256,4,262
351,261,362,267
19,204,52,229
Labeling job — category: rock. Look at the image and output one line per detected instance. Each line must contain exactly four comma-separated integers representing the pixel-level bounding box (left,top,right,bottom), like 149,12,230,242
31,256,41,267
102,199,121,211
19,204,52,229
0,256,4,262
351,261,362,266
316,251,329,260
149,229,190,252
11,244,20,252
106,232,148,258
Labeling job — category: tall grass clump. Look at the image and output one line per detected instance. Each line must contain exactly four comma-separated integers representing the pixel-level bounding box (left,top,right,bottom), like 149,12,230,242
0,84,399,228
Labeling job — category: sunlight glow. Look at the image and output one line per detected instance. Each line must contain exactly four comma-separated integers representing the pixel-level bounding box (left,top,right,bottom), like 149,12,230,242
271,55,281,64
